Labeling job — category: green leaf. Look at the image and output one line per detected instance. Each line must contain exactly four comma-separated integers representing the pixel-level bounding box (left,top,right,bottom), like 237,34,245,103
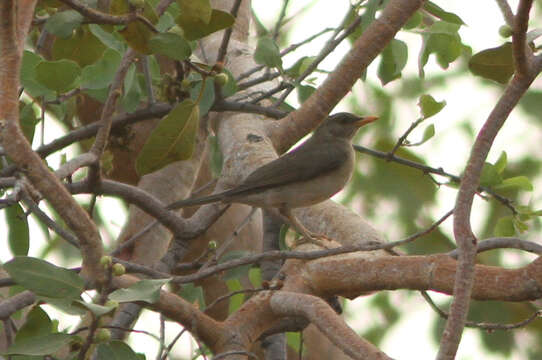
20,102,39,143
121,64,142,112
96,341,141,360
176,9,234,41
297,84,316,104
81,48,122,89
513,217,529,233
419,124,435,144
177,0,212,24
254,37,283,69
52,25,107,67
189,77,215,116
15,306,52,340
494,216,515,237
88,24,125,53
6,204,29,256
286,56,316,78
469,43,514,84
403,11,422,30
418,94,446,119
108,278,170,303
35,59,81,93
4,257,84,299
423,1,465,25
378,39,408,85
73,300,117,317
479,162,503,188
136,99,200,175
208,135,223,177
149,32,192,60
419,21,462,75
494,151,507,174
44,10,84,39
226,279,244,314
5,333,72,356
20,51,55,99
39,296,87,316
111,0,159,54
178,282,205,309
494,176,533,192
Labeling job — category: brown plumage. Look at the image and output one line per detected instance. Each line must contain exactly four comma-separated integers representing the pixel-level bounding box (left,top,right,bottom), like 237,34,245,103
168,112,378,245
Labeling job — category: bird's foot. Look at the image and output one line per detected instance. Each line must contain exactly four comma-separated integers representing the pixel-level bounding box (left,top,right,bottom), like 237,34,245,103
292,234,333,249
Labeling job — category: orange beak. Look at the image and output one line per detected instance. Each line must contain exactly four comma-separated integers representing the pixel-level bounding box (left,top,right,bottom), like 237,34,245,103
355,115,379,127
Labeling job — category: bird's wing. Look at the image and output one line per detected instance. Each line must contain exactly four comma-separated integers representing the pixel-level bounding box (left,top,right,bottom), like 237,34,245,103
230,138,350,196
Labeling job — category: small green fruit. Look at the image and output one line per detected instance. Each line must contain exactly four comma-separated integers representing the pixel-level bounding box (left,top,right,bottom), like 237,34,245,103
100,256,113,268
94,329,111,343
214,73,228,86
499,25,512,38
112,263,126,276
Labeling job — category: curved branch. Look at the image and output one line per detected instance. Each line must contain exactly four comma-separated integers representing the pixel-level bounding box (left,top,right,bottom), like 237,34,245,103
0,1,104,282
443,71,540,358
270,292,393,360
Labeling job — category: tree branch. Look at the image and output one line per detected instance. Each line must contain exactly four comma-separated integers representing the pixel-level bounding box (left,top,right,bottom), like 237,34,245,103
270,292,393,360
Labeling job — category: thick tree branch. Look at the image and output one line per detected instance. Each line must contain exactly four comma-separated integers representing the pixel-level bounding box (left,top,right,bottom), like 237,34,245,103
270,292,393,360
0,1,104,282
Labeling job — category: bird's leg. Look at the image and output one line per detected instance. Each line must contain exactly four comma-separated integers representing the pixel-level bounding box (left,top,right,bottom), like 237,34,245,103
278,207,331,248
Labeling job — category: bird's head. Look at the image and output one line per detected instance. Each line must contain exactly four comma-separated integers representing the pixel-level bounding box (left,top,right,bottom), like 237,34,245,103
316,112,378,140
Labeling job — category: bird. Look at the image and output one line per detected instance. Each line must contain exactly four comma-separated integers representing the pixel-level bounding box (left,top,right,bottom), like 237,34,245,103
168,112,378,246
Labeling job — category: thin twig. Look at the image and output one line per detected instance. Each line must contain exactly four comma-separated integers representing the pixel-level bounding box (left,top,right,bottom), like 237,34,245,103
353,145,517,214
237,27,333,83
272,9,363,107
216,0,243,64
495,0,515,26
421,291,541,330
272,0,290,41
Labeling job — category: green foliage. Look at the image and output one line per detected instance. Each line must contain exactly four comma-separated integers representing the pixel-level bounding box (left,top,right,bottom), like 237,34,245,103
44,10,84,39
52,25,107,67
96,341,143,360
418,94,446,119
35,59,81,93
6,203,30,256
136,99,200,175
108,278,170,303
254,37,283,70
149,32,192,60
419,21,465,76
176,9,235,41
378,39,408,85
81,48,122,89
4,257,84,299
111,0,159,54
5,333,73,356
469,42,514,84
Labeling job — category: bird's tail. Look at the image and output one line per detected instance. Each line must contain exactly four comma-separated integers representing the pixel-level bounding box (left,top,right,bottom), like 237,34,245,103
167,193,227,210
